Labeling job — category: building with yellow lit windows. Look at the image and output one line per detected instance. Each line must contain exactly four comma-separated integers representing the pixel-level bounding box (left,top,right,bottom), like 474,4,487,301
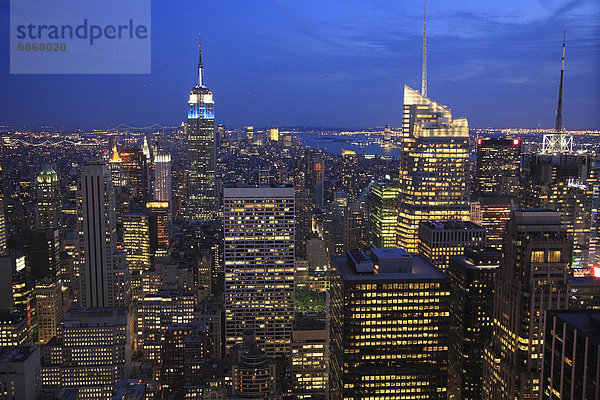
482,209,571,399
123,212,157,273
329,248,450,399
35,166,61,230
223,184,295,358
418,220,485,272
139,289,195,363
396,86,470,252
40,307,130,400
291,315,327,399
367,180,400,249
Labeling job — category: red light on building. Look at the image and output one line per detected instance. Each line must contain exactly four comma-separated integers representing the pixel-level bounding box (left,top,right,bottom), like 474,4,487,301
477,138,482,145
513,139,520,145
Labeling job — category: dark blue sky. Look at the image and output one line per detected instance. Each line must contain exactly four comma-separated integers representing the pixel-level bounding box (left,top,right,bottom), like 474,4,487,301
1,0,599,129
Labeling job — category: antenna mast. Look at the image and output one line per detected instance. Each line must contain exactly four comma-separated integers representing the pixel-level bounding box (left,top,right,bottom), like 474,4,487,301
198,33,204,87
555,31,565,133
421,0,427,97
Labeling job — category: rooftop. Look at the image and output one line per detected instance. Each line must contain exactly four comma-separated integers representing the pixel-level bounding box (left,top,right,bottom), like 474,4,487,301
547,310,600,345
333,249,447,282
0,346,38,363
420,219,484,231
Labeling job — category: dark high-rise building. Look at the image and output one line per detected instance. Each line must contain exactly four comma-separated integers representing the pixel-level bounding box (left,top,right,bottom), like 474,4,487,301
28,229,60,280
541,310,600,399
344,201,367,253
470,196,514,249
185,35,218,221
120,146,148,204
418,220,486,272
397,86,470,252
475,138,521,197
160,323,208,399
522,153,592,271
483,209,571,399
330,248,450,399
448,247,500,400
472,138,521,250
304,149,325,209
77,161,127,308
35,166,61,230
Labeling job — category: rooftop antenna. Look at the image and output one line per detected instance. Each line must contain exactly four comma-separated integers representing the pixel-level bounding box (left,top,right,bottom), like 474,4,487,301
555,31,565,133
198,33,204,87
421,0,427,97
542,31,571,154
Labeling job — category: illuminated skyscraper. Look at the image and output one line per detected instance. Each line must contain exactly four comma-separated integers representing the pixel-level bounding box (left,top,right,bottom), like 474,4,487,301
470,196,514,249
330,249,450,399
77,161,127,308
341,149,360,202
185,35,218,221
483,209,571,399
35,166,61,230
396,86,470,252
34,278,63,345
223,185,295,357
471,138,521,250
123,212,156,274
154,153,172,203
367,180,400,248
475,138,521,197
108,144,127,188
146,201,171,248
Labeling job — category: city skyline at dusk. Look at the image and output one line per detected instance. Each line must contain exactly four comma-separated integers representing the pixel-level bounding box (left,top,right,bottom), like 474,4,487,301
1,0,599,129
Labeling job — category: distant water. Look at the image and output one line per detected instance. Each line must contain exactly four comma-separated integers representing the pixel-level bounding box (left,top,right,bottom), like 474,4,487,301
292,132,402,158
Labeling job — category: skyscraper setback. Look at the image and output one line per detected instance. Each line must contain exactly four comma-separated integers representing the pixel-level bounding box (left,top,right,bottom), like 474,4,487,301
396,86,470,252
185,35,218,221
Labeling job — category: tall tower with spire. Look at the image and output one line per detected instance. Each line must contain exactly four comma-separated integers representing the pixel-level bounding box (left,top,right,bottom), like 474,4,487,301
185,34,218,221
395,2,470,252
422,0,427,97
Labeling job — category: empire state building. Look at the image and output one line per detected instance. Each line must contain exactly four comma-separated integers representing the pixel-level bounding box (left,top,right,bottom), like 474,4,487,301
185,35,218,221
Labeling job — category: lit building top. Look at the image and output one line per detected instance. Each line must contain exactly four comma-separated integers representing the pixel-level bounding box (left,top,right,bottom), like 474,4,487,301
109,145,122,163
37,165,58,184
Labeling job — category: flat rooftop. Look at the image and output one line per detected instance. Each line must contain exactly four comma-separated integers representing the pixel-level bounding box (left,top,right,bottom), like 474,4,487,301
0,346,38,363
420,220,484,231
547,310,600,345
333,251,447,282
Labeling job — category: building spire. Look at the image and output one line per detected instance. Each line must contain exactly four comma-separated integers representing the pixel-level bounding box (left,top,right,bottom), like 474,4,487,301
555,31,565,133
198,33,204,87
421,0,427,97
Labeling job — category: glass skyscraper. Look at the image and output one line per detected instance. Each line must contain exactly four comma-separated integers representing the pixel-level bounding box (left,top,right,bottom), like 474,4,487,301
396,85,470,252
